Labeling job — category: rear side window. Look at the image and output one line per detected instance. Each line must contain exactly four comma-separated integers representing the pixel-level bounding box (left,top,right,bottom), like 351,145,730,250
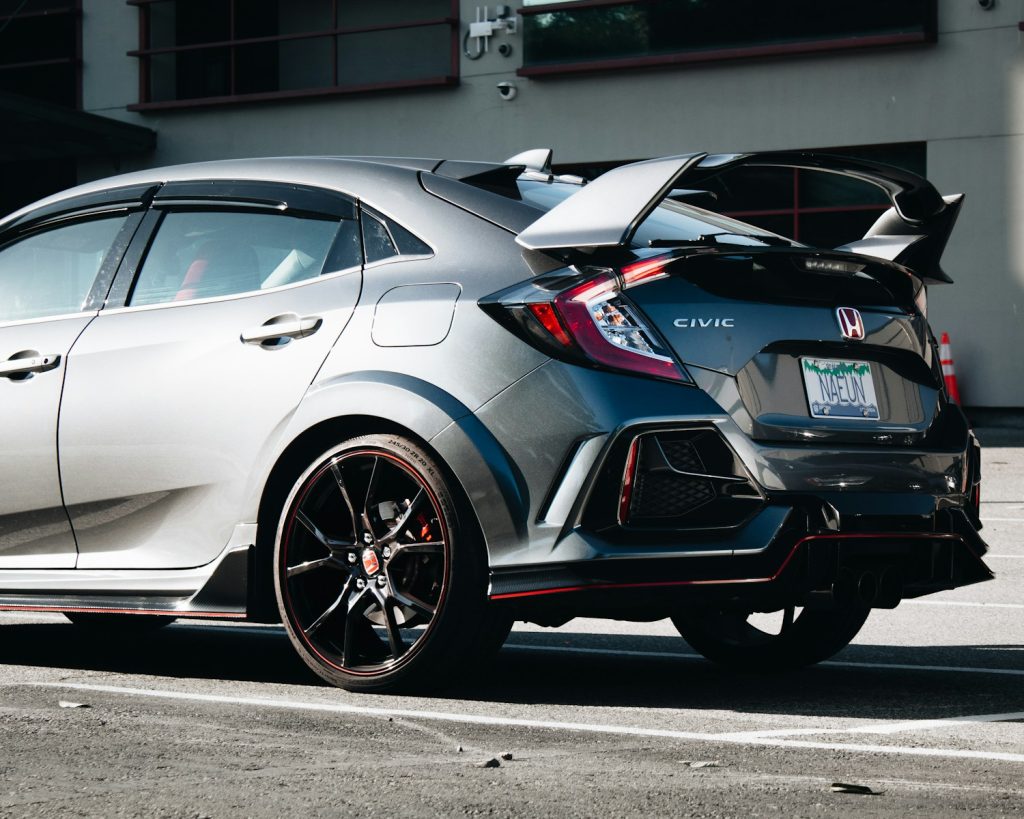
361,211,432,264
129,210,358,306
0,216,127,322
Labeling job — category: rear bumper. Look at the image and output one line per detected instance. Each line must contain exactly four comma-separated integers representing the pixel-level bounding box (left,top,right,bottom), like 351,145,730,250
475,361,989,612
489,508,992,614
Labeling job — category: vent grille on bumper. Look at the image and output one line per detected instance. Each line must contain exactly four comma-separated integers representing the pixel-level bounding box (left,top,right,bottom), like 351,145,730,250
583,426,765,533
631,438,716,518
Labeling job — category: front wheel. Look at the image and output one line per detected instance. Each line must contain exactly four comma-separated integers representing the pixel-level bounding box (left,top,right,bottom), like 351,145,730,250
274,434,487,693
671,603,870,670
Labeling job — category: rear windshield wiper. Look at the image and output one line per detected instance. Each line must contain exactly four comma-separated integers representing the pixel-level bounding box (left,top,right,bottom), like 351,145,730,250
649,232,793,248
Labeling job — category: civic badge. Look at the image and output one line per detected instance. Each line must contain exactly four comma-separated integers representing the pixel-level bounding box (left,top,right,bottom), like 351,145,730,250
361,549,380,576
836,307,865,341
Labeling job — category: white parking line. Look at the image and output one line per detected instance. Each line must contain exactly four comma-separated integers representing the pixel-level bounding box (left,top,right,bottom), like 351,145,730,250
31,682,1024,765
503,643,1024,678
904,600,1024,610
719,712,1024,740
987,554,1024,559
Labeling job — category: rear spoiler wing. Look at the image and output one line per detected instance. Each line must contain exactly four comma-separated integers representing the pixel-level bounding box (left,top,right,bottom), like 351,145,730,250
516,151,962,284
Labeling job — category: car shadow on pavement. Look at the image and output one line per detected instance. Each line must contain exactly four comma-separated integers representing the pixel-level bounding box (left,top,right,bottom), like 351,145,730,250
1,620,1022,722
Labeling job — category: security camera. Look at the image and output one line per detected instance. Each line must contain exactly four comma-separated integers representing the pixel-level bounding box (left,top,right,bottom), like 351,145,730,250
497,81,517,101
978,0,995,8
498,42,513,58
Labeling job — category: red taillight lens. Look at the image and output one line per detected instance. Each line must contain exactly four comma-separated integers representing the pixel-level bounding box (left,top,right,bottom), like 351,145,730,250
552,262,687,382
480,255,691,384
527,303,572,347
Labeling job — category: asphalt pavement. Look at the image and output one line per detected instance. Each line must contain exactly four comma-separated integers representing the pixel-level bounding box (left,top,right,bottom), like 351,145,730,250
1,421,1022,818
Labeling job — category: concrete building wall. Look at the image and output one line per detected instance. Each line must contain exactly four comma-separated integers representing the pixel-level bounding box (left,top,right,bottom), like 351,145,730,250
78,0,1024,406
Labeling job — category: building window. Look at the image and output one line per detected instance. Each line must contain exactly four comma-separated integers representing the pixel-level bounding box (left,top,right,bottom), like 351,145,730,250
519,0,937,78
555,143,927,249
128,0,459,110
0,0,81,108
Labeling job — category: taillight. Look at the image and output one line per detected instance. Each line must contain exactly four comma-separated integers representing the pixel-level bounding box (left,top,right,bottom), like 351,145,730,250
481,255,691,384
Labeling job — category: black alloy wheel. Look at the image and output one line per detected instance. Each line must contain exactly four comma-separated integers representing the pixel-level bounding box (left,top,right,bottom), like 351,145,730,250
671,603,870,670
274,434,486,692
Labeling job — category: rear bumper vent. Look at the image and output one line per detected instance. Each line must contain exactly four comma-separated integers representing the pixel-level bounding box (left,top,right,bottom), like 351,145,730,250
584,426,764,533
631,439,715,519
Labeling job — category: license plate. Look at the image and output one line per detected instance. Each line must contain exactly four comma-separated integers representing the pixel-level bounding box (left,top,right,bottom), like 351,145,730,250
801,358,880,420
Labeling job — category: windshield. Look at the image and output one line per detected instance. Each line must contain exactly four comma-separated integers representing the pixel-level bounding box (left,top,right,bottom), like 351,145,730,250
517,178,797,248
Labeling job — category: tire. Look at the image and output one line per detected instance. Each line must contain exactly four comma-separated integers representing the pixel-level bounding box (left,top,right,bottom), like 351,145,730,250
671,603,870,671
273,434,487,693
64,612,176,632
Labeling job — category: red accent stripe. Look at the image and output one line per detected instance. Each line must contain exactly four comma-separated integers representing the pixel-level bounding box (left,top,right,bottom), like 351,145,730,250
0,604,245,618
489,532,967,601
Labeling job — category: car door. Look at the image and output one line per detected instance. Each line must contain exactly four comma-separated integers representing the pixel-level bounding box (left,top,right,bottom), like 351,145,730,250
0,211,139,568
58,181,363,569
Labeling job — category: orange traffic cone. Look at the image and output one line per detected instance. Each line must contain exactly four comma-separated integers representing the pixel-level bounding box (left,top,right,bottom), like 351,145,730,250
939,331,961,405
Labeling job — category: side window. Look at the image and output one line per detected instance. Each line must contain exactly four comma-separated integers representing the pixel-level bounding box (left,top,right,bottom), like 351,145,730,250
361,211,432,264
0,216,127,323
361,213,398,264
129,210,356,307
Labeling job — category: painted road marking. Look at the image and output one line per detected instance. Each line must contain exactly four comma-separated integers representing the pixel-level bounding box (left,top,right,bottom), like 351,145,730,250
905,600,1024,610
503,643,1024,678
30,682,1024,765
718,712,1024,740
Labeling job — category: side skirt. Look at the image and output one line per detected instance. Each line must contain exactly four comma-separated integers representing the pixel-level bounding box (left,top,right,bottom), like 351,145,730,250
0,545,251,619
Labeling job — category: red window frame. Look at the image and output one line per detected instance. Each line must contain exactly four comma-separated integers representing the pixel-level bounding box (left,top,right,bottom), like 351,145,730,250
517,0,938,79
723,168,888,244
127,0,460,111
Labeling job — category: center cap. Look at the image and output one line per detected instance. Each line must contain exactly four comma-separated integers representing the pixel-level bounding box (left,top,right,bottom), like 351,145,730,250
361,548,380,576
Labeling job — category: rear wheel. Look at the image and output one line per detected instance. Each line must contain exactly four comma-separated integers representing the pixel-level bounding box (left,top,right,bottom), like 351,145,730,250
671,603,869,670
274,434,487,693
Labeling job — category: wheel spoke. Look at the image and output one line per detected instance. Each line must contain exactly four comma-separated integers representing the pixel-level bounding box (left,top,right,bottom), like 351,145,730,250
385,540,444,566
360,457,381,534
392,587,436,619
781,606,795,634
287,556,343,578
342,587,375,667
380,595,406,660
330,460,360,538
296,509,331,549
380,488,426,545
304,576,353,636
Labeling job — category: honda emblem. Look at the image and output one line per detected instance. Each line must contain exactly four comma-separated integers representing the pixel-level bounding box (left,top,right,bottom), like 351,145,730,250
836,307,865,341
361,548,380,576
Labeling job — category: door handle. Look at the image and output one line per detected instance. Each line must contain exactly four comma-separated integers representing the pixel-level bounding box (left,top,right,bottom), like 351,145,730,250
241,314,322,345
0,353,61,379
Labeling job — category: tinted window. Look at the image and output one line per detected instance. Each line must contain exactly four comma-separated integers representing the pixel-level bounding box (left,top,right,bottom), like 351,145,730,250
0,216,126,323
360,212,432,264
130,210,353,306
361,213,397,264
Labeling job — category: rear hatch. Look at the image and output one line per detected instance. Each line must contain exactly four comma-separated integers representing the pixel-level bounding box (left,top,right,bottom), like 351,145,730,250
625,248,944,446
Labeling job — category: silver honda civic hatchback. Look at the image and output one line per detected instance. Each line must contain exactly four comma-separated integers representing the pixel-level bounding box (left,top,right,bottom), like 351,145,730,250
0,150,990,692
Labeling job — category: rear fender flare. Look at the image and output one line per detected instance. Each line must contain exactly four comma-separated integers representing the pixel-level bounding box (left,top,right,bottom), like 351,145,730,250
245,371,528,565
